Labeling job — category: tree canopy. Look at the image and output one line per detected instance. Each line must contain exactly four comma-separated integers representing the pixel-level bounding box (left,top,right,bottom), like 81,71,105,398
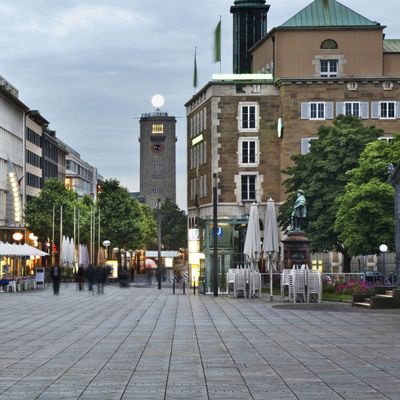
157,199,187,250
335,137,400,256
279,115,383,271
25,179,81,244
97,179,156,250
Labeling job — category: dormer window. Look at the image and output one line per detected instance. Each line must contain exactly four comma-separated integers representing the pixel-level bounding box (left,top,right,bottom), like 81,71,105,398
321,39,338,49
320,60,338,77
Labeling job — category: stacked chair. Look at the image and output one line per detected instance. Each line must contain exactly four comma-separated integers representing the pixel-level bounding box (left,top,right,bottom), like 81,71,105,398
281,266,321,303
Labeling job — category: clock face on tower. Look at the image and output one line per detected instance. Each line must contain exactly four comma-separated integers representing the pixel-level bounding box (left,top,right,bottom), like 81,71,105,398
152,142,164,154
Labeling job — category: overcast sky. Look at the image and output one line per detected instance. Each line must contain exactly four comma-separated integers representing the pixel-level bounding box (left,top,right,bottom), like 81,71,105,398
1,0,400,210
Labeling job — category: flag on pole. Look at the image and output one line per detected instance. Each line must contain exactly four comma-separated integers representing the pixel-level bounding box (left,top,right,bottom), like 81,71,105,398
193,47,198,88
214,19,221,63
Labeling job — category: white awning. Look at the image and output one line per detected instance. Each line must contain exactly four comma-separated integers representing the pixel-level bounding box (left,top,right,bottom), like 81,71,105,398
0,242,49,256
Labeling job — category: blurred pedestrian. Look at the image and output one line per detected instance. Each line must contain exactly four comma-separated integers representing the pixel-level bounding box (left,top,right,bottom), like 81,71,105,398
50,264,61,295
86,264,95,293
77,265,85,291
96,265,106,294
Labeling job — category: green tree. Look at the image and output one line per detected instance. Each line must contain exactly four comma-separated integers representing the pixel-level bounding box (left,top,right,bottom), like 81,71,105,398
98,179,154,251
25,179,78,246
280,115,382,271
335,138,400,256
157,199,187,250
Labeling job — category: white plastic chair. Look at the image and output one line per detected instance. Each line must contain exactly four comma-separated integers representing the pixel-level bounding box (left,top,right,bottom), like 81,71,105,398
251,271,261,297
281,269,291,301
234,270,246,298
307,271,322,303
294,270,306,303
7,280,17,292
227,269,237,297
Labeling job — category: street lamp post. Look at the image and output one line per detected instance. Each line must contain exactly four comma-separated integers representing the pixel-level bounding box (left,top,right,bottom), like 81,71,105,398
102,240,111,260
157,198,162,290
379,244,388,283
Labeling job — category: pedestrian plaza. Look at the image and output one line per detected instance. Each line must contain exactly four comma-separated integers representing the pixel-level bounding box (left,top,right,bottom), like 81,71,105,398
0,284,400,400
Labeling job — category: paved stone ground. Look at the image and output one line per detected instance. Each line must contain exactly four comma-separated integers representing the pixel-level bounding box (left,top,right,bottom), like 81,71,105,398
0,284,400,400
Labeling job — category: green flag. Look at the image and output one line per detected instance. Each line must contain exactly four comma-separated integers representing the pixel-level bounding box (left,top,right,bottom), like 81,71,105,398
193,48,198,88
214,20,221,63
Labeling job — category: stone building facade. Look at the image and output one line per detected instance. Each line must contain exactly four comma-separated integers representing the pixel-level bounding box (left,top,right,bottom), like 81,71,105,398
186,0,400,286
139,112,176,208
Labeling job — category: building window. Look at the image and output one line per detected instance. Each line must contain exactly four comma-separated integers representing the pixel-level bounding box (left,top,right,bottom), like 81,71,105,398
301,137,318,155
152,124,164,134
26,128,41,146
345,102,360,118
239,138,258,166
239,103,259,131
302,102,334,120
321,39,338,49
320,60,338,77
380,101,396,119
310,102,325,119
241,175,256,201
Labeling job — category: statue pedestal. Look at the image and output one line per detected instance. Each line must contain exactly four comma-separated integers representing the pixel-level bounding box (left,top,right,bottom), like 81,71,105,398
282,231,311,269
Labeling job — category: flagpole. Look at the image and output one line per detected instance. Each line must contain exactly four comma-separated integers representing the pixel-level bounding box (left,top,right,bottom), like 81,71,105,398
219,16,222,73
193,46,198,94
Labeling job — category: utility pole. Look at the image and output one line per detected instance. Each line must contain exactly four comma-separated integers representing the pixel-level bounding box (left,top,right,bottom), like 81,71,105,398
213,173,218,297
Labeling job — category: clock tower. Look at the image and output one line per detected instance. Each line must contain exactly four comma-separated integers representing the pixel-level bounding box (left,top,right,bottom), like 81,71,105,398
139,106,177,208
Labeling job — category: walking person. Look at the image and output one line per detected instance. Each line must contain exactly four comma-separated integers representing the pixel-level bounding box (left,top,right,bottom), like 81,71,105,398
77,265,85,291
50,264,61,295
96,265,106,294
86,264,95,294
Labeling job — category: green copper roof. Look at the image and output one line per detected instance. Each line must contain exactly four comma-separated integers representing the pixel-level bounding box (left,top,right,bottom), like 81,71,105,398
384,39,400,53
280,0,380,28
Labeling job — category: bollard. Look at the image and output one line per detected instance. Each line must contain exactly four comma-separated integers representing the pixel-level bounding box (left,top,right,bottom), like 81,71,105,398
183,281,186,295
193,279,196,295
172,280,175,294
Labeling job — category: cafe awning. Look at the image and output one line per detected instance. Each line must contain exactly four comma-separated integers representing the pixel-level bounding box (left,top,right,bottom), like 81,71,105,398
0,242,49,257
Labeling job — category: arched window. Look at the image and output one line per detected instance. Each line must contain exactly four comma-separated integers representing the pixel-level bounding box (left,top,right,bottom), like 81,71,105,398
321,39,338,49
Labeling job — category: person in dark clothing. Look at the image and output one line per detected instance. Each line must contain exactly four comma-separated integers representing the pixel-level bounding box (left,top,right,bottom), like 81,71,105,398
95,265,106,294
50,265,61,295
77,265,85,291
86,264,95,293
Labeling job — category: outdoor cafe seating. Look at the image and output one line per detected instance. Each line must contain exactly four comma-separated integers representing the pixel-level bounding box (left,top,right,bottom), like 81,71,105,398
228,265,261,298
281,266,322,303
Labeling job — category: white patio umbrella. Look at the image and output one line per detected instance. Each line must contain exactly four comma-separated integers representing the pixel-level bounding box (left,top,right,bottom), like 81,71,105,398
243,203,261,270
263,198,280,302
60,235,67,266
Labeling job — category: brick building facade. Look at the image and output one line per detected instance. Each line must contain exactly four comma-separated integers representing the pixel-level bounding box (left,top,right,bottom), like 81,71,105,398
186,0,400,287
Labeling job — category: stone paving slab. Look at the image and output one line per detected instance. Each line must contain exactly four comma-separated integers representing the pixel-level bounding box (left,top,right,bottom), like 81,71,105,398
0,284,399,399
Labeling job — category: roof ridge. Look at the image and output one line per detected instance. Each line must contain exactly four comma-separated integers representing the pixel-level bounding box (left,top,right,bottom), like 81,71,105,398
280,0,379,28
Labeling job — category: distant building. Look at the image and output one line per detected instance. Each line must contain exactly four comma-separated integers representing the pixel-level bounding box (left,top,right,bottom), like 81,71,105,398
41,128,67,186
0,75,28,241
139,110,176,208
25,110,48,202
129,192,146,203
63,142,103,199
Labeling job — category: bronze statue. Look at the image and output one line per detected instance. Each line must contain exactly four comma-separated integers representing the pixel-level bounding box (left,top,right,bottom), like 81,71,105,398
291,190,307,231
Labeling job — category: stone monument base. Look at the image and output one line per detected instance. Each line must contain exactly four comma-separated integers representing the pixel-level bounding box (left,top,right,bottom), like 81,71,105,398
282,231,311,269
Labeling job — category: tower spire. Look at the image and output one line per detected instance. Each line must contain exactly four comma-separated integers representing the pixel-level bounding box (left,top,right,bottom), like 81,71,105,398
230,0,270,73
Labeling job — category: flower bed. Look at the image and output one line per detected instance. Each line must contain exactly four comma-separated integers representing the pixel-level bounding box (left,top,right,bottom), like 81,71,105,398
323,276,374,298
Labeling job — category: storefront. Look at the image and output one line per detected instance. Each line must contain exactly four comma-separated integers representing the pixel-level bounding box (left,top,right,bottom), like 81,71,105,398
189,217,249,293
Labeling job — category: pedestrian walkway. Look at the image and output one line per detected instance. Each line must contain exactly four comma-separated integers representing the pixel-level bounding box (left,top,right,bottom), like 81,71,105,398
0,285,399,399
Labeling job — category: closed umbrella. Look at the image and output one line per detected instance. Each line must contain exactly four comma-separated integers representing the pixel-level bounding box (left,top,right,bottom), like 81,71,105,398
97,247,106,266
60,236,67,266
243,203,261,270
263,198,280,302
